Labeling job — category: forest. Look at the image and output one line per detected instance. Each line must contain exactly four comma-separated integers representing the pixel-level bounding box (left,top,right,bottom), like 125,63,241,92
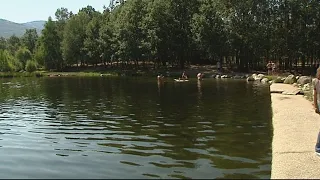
0,0,320,74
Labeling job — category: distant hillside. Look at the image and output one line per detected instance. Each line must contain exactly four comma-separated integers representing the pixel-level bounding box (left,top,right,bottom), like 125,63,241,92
0,19,46,38
22,21,46,30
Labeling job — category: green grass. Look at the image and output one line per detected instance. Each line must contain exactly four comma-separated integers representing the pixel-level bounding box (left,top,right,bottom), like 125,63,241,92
264,75,283,81
0,71,43,78
0,69,156,78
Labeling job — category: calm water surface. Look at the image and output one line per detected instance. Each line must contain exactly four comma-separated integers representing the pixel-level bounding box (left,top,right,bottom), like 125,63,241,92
0,77,272,179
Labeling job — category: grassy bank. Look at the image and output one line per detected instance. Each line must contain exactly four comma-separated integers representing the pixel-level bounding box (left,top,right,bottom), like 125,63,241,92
0,71,44,78
0,70,131,78
0,66,302,79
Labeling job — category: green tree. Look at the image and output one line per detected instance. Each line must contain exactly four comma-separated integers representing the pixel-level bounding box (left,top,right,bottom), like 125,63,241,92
61,11,90,67
99,9,115,67
191,0,227,63
113,0,148,68
33,41,46,67
0,37,7,50
22,29,38,53
83,12,103,66
41,17,62,70
7,35,21,54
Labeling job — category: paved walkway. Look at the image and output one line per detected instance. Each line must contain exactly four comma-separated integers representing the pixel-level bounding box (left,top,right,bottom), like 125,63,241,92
270,83,320,179
270,83,301,95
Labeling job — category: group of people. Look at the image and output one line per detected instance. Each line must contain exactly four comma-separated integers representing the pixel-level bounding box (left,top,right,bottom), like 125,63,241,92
266,61,277,75
157,71,204,81
180,71,204,80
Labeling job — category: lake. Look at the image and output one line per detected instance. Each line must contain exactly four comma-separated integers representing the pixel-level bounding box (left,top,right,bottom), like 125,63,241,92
0,77,272,179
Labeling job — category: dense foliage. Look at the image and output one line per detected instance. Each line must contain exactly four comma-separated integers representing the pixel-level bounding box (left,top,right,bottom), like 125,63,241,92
1,0,320,73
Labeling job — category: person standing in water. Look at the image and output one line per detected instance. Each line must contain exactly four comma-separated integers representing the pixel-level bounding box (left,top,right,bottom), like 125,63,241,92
157,74,164,81
197,73,203,80
217,61,221,72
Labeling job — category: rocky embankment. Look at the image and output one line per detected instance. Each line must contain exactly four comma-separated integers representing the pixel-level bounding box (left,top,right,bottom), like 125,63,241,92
244,73,314,98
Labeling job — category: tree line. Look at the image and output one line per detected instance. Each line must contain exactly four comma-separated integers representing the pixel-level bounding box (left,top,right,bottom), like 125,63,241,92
1,0,320,74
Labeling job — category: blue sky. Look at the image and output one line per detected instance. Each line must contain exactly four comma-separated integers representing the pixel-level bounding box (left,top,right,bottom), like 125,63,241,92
0,0,110,23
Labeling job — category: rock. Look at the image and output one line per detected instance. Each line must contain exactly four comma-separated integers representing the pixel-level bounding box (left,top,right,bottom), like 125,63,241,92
251,73,260,81
284,74,296,84
247,76,255,81
293,83,298,87
303,83,311,91
257,74,265,79
215,75,220,79
254,75,262,81
269,80,273,84
251,74,265,81
312,78,317,86
273,77,284,83
261,78,269,83
233,75,243,79
297,76,311,85
281,89,301,95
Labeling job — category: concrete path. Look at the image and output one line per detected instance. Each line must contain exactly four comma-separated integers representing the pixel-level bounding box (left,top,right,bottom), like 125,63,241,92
270,83,301,95
270,83,320,179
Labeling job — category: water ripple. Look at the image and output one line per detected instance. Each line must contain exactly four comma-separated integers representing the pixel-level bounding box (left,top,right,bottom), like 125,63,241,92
0,78,272,179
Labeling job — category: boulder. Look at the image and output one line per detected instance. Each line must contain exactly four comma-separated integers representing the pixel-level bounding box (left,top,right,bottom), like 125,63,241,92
253,74,263,81
261,78,269,83
297,76,311,85
273,77,284,83
303,83,311,92
251,73,261,81
247,76,255,81
284,74,296,84
257,74,265,79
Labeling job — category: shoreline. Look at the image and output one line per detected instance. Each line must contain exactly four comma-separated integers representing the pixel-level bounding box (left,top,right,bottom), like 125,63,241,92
0,69,285,79
270,83,320,178
0,64,312,80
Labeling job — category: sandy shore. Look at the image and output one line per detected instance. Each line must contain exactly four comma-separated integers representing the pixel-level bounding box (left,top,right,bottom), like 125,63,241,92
270,83,320,178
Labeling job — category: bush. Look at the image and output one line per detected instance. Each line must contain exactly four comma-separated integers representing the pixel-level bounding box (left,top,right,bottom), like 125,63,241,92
11,58,23,72
15,47,32,68
0,50,15,72
25,60,37,72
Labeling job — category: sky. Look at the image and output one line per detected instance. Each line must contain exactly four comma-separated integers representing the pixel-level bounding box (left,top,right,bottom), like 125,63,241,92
0,0,110,23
